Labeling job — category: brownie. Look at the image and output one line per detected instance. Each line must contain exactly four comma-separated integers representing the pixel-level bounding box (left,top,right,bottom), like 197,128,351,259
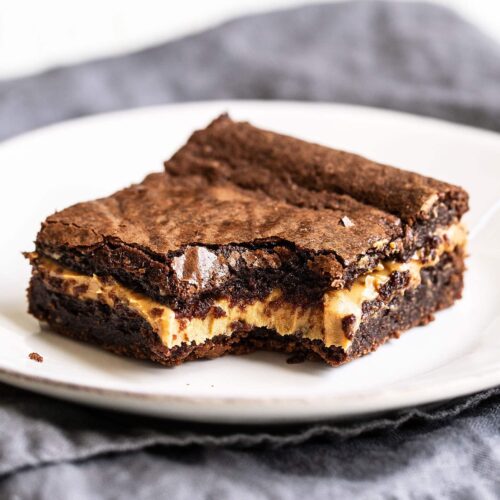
26,114,469,367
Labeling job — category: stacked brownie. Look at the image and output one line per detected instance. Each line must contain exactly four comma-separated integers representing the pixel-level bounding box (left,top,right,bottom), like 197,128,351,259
26,115,468,366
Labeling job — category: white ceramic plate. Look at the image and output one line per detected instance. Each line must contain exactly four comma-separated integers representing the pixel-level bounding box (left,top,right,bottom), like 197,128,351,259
0,101,499,424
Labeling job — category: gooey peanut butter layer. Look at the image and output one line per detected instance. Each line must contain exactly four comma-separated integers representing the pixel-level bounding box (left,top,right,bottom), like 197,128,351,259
34,224,466,352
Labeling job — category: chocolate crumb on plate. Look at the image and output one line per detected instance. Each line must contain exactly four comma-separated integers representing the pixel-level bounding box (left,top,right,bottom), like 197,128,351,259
28,352,43,363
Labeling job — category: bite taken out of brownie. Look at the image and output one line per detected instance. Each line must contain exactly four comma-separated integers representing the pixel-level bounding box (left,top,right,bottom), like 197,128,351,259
26,114,468,367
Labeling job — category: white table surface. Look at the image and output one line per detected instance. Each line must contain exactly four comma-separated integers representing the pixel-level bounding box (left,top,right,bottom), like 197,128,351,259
0,0,499,80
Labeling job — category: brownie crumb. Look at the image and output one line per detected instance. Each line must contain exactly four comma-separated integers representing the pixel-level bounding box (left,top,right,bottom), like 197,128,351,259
341,314,357,340
340,216,354,228
149,307,164,318
29,352,43,363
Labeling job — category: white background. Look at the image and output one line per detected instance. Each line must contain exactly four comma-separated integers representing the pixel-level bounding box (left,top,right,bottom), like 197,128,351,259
1,0,499,79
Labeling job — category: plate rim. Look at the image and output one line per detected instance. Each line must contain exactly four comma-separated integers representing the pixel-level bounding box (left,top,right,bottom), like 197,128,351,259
0,359,498,423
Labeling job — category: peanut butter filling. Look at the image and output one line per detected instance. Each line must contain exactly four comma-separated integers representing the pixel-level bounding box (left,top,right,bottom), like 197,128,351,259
34,224,466,351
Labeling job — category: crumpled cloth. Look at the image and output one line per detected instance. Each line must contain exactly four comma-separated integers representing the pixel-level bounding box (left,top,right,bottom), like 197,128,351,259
1,2,500,498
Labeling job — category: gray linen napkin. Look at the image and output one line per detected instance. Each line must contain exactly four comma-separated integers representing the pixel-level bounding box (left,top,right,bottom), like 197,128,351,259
1,2,500,498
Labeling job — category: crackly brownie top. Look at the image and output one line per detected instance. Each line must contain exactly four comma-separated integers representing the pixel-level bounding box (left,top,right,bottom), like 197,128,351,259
37,171,401,267
36,114,468,283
